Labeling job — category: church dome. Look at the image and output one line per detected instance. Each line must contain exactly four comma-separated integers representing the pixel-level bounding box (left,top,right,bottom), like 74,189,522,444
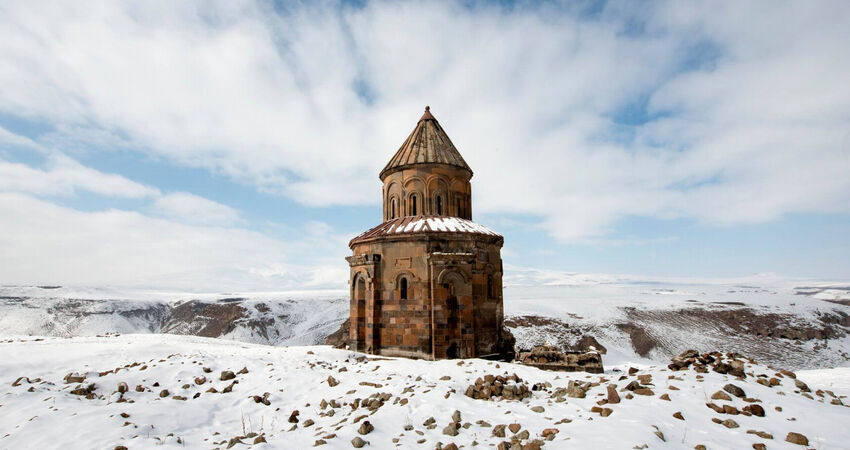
379,106,472,180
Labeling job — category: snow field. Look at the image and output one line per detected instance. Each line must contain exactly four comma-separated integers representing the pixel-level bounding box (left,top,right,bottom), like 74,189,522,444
1,334,849,449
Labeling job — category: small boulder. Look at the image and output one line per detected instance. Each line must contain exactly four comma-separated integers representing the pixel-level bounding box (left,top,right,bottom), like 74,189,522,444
493,424,507,437
351,436,367,448
743,404,765,417
785,432,809,446
711,391,732,401
723,384,746,398
358,420,374,435
606,385,620,404
442,423,459,436
220,371,236,381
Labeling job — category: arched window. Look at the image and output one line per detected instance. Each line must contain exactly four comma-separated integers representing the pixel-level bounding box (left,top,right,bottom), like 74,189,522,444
487,275,493,298
411,195,418,215
391,198,396,219
436,195,443,215
400,277,408,300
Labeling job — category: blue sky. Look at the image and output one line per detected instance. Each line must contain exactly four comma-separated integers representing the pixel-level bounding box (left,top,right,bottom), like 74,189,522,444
0,1,849,289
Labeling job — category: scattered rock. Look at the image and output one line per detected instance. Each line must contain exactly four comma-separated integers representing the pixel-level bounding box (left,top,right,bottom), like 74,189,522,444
673,411,684,420
328,376,339,387
743,404,765,417
220,371,236,381
289,410,300,423
746,430,773,439
508,423,521,434
785,432,809,446
358,420,374,435
159,389,170,398
541,428,559,439
606,385,620,404
442,423,458,436
723,384,746,398
721,419,739,429
711,391,732,401
351,436,367,448
530,406,545,413
64,373,86,384
493,424,506,438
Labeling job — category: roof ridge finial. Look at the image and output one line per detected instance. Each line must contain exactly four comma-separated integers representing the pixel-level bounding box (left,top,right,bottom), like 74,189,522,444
420,105,435,121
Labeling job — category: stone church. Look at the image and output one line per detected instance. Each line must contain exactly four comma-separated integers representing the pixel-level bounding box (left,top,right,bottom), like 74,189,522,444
346,106,506,360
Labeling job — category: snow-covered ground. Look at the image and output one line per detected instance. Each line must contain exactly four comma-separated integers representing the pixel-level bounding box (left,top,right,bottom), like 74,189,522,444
1,334,848,449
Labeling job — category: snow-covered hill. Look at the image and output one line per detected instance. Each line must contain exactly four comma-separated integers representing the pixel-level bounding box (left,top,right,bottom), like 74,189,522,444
3,273,850,371
1,334,848,449
0,286,348,346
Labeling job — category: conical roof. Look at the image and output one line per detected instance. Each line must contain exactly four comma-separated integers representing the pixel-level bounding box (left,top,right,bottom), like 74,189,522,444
379,106,472,179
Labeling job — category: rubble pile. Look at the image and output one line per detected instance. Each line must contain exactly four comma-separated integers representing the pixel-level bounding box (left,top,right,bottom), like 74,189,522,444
464,373,532,401
517,344,604,373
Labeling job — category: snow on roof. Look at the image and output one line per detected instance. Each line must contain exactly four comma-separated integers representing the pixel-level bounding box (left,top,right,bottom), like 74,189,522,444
350,215,501,246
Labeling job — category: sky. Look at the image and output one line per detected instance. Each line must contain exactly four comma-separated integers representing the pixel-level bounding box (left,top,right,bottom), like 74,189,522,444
0,0,849,290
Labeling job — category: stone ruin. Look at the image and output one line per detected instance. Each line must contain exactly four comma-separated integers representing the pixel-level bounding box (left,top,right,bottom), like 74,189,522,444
517,344,604,374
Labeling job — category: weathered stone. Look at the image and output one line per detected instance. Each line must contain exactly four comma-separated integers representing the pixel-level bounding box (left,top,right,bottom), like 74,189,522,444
723,384,746,398
442,423,458,436
351,436,367,448
785,432,809,446
743,404,765,417
220,371,236,381
721,419,739,429
493,424,507,438
711,390,732,401
358,420,374,435
606,384,620,404
746,430,773,439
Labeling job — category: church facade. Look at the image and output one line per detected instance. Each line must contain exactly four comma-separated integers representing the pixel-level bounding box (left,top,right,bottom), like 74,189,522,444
346,107,506,360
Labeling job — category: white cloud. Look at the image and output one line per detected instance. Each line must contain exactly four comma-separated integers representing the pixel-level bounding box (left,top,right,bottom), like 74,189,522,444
0,1,848,244
0,192,344,290
0,152,159,198
151,192,241,226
